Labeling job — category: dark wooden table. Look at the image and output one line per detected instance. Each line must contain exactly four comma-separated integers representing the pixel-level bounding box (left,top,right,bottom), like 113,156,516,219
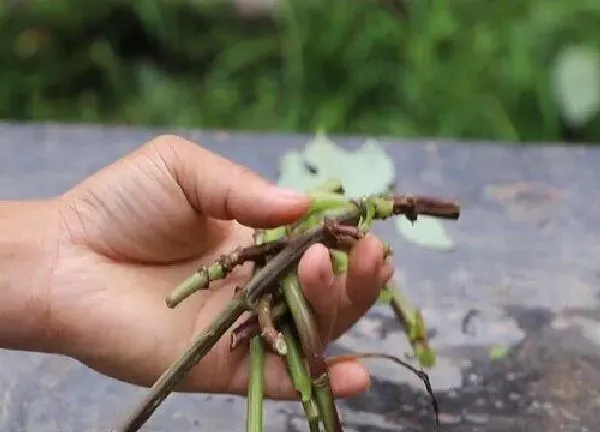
1,122,599,432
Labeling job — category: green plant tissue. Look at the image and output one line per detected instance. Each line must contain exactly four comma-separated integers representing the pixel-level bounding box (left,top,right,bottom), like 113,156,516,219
277,131,455,251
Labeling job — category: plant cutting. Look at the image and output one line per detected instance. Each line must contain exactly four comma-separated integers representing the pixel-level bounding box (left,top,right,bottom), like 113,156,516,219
113,178,460,432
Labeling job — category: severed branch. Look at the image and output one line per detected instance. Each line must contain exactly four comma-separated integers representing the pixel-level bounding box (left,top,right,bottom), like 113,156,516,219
231,301,288,350
257,293,287,356
114,193,460,432
165,237,292,308
391,194,461,221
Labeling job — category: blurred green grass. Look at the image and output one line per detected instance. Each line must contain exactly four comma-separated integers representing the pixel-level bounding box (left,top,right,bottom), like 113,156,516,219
2,0,600,143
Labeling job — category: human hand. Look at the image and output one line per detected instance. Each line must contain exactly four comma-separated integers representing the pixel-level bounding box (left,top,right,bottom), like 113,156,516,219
46,135,392,399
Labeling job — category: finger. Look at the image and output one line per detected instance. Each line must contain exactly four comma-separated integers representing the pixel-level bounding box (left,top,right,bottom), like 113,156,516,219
297,243,336,340
226,351,371,400
331,234,387,339
147,135,310,228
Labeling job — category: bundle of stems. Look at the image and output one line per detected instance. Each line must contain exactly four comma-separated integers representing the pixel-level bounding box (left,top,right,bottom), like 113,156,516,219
114,179,460,432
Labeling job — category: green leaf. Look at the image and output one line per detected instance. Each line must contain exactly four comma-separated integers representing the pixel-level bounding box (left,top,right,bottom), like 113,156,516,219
277,130,394,197
278,131,456,251
395,215,454,251
552,44,600,127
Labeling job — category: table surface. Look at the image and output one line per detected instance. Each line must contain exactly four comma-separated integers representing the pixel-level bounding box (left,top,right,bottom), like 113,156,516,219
1,122,600,432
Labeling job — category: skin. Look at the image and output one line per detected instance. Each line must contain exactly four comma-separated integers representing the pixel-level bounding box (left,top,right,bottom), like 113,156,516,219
0,134,393,400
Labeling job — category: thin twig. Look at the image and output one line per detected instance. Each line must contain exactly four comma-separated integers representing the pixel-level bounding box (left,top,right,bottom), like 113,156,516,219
257,294,287,355
330,352,439,428
230,301,289,350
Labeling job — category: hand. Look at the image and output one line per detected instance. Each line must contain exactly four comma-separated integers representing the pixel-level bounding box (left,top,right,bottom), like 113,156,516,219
46,135,392,399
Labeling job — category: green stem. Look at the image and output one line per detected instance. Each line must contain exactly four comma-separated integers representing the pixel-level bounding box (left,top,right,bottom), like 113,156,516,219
383,282,436,368
313,383,338,432
261,180,347,244
280,272,342,432
286,180,349,237
357,197,376,232
165,239,290,308
247,228,267,432
246,335,265,432
281,321,321,432
168,193,459,309
308,192,351,213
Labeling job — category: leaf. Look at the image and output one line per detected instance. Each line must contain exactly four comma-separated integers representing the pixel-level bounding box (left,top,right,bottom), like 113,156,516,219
278,150,315,191
551,44,600,128
278,131,456,251
277,130,394,197
395,216,454,251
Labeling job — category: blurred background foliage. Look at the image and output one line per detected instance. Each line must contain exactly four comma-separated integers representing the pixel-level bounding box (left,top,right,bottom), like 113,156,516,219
2,0,600,143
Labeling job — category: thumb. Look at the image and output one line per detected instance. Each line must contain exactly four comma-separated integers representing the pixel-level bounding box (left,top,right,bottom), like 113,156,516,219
148,135,310,228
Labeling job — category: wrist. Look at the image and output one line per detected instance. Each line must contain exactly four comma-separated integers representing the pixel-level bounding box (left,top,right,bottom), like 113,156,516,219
0,199,62,352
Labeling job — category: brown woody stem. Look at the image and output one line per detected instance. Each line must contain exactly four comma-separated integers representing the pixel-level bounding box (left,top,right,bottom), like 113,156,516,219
230,301,289,350
257,294,287,356
392,194,460,221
